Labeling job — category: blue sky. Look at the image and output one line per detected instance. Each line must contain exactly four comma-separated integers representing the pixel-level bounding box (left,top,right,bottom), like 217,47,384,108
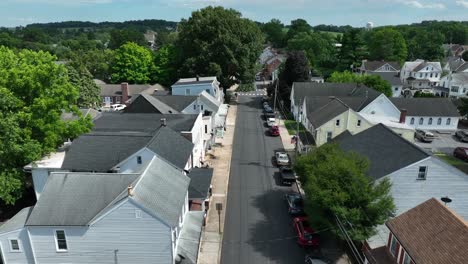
0,0,467,27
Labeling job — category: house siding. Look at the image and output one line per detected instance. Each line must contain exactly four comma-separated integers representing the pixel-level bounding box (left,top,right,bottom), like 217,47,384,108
0,229,35,264
360,95,400,118
28,200,173,264
117,148,156,173
405,116,459,131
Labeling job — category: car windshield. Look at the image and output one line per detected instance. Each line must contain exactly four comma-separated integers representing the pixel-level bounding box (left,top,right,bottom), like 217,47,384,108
278,154,287,159
293,198,303,207
304,232,314,241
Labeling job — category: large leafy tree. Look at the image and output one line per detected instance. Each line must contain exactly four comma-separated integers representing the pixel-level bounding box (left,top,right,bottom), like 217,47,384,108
176,6,264,89
0,46,92,204
66,64,101,108
275,50,310,107
108,29,146,49
286,19,312,40
294,144,395,241
328,71,392,97
153,45,178,87
111,42,154,84
262,19,286,48
339,29,368,71
368,28,407,63
407,30,444,61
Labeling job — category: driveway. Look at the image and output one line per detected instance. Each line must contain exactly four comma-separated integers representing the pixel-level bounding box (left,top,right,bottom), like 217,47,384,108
414,131,468,155
220,96,305,264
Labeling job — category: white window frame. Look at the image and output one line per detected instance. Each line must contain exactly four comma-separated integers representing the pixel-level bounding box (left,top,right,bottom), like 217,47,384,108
135,209,142,218
137,156,142,164
418,166,428,180
326,132,333,142
403,252,412,264
390,235,398,256
446,118,451,125
9,239,21,252
54,229,68,252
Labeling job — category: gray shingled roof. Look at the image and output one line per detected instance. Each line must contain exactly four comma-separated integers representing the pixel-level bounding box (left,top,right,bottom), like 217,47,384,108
93,113,198,132
333,124,430,180
368,72,403,86
98,84,153,97
389,98,460,117
173,80,214,86
363,61,401,71
26,173,140,226
129,94,180,114
0,207,34,233
153,95,198,112
306,98,350,128
188,168,213,199
133,156,190,227
292,82,381,107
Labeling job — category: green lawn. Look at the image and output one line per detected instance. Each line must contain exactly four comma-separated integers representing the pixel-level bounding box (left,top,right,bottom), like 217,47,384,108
284,120,306,135
434,152,468,174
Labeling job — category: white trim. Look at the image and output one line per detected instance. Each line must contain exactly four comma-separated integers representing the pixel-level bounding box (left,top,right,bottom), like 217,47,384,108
54,229,68,252
0,241,6,264
26,227,37,263
8,238,21,253
88,198,129,225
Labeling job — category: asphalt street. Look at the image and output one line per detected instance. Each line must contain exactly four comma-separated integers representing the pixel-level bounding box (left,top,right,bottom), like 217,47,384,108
220,96,305,264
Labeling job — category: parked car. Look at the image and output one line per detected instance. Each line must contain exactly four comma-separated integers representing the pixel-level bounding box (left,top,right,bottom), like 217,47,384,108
279,166,296,186
269,125,280,136
264,105,273,113
275,152,290,166
414,129,435,143
453,147,468,162
455,130,468,142
263,102,269,108
110,104,126,111
267,117,276,127
305,256,329,264
293,217,320,247
285,193,304,215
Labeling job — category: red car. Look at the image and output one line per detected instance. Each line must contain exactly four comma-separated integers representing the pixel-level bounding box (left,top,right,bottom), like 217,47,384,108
454,147,468,162
293,217,320,247
269,125,280,136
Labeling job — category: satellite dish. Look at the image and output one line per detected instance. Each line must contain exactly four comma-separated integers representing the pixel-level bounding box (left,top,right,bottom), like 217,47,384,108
441,196,452,205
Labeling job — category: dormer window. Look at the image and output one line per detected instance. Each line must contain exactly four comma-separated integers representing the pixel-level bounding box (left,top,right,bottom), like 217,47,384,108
137,156,142,165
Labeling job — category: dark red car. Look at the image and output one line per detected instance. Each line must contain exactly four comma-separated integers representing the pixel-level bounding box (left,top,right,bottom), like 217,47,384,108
453,147,468,162
269,125,280,136
293,217,320,247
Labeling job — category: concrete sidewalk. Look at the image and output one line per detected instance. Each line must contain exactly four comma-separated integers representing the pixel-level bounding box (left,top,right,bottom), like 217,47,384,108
276,118,295,151
197,104,237,264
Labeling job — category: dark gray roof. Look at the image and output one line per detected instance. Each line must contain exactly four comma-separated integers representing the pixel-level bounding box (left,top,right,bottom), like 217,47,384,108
0,207,34,233
125,94,180,114
61,108,102,122
306,98,350,128
368,72,402,86
188,168,213,199
147,127,194,170
93,113,198,132
177,211,204,264
362,61,400,71
62,132,152,172
389,98,460,117
292,82,381,107
173,80,213,86
26,173,140,226
298,131,315,146
98,84,153,97
154,95,198,112
133,156,190,227
333,124,430,180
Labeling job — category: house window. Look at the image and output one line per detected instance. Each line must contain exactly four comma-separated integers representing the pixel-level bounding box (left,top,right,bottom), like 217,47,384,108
419,73,422,78
419,82,422,86
335,119,340,127
403,252,412,264
437,118,442,125
137,156,142,165
390,235,398,256
9,239,20,252
55,230,68,252
410,118,415,125
451,86,460,93
326,132,333,142
418,166,427,180
205,125,208,134
201,105,204,111
205,89,210,94
135,209,142,218
430,73,433,78
428,118,433,125
435,73,438,78
185,89,191,95
425,73,428,78
394,87,398,91
357,120,361,127
419,118,423,125
446,118,451,125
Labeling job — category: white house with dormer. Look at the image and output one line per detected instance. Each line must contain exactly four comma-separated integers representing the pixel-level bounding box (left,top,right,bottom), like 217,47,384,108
400,60,442,94
171,76,224,103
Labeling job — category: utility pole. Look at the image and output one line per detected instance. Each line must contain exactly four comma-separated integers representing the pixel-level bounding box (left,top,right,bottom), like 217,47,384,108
273,80,278,119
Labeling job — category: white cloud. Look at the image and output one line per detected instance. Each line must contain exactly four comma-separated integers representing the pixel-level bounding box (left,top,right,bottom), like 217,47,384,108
8,0,113,5
396,0,445,9
456,0,468,8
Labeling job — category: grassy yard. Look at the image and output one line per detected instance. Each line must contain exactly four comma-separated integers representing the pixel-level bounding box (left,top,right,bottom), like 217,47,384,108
284,120,306,135
434,152,468,174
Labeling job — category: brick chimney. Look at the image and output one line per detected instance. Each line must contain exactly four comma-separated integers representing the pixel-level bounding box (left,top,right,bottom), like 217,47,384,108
399,109,407,123
121,82,129,104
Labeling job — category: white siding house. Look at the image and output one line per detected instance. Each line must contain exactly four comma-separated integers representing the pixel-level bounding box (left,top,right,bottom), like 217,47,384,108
171,76,224,103
441,72,468,98
400,60,442,94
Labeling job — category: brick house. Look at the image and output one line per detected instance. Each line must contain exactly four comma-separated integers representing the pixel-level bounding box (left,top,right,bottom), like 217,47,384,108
98,82,162,106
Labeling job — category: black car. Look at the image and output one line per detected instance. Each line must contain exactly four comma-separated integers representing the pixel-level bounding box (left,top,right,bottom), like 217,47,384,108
279,166,296,185
285,193,304,216
455,130,468,142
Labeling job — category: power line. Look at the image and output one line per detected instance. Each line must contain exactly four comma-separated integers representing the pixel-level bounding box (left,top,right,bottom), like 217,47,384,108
335,214,365,264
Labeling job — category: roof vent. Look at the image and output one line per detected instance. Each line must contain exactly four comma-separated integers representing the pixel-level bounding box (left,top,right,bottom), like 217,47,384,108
127,185,134,197
196,75,200,82
161,118,167,127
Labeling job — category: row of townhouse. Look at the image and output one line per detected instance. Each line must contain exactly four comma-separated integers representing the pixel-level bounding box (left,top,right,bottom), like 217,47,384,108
290,82,460,151
360,59,468,98
0,76,225,264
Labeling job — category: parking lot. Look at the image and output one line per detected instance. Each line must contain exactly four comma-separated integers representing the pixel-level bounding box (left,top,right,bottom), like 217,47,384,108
414,131,468,155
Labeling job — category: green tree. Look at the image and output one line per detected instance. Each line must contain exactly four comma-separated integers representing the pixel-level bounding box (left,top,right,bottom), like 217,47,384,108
339,29,368,71
176,6,264,89
0,46,92,204
108,29,146,49
286,19,312,40
368,28,407,63
328,71,392,97
262,19,286,48
277,50,310,106
407,31,444,61
294,144,395,241
462,52,468,61
78,49,115,82
66,64,101,107
111,42,154,84
153,45,178,87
